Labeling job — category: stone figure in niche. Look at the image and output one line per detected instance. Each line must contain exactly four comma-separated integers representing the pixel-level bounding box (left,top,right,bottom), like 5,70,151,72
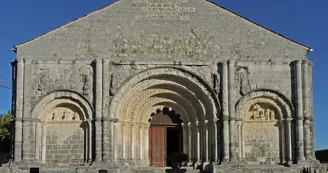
212,73,220,96
79,66,93,96
34,69,50,93
236,67,251,95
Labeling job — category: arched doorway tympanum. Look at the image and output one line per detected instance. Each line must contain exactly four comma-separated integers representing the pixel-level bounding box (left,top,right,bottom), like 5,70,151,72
148,107,183,167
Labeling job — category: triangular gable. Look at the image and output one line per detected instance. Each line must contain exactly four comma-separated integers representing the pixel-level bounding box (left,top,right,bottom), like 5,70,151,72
13,0,310,51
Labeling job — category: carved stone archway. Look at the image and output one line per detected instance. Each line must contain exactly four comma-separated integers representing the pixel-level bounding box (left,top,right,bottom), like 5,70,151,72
109,67,220,165
31,91,93,164
235,90,293,164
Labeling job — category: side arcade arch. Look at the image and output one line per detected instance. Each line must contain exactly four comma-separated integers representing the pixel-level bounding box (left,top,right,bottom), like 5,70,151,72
235,90,293,164
109,67,221,165
31,90,94,164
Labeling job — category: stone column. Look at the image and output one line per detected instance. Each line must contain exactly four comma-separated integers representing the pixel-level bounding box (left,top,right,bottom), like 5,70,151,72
195,121,201,163
102,59,110,162
308,62,316,158
22,120,30,161
182,123,189,156
22,59,31,162
113,121,119,162
212,119,218,162
35,122,41,162
295,60,305,162
88,119,93,163
286,118,293,163
236,120,243,160
205,120,209,162
228,60,237,161
122,122,127,160
102,118,110,162
41,123,46,163
131,124,135,160
139,124,143,160
95,59,103,162
302,60,312,160
188,122,193,164
222,61,230,161
14,60,24,162
143,124,149,165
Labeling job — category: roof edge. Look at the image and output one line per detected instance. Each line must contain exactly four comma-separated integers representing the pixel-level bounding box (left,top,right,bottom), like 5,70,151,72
205,1,311,51
13,0,121,49
13,0,311,53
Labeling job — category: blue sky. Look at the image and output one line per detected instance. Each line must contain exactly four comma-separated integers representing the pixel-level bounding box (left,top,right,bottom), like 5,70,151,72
0,0,327,149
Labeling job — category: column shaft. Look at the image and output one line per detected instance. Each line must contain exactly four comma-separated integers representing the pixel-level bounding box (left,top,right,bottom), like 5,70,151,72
41,124,46,163
139,125,143,160
102,59,110,162
35,122,41,161
295,60,305,161
213,120,218,162
228,60,237,161
95,59,103,162
14,60,24,162
122,123,127,160
196,122,200,162
131,124,135,159
222,61,230,161
302,60,311,159
188,123,192,163
286,120,292,162
205,121,209,162
182,123,189,156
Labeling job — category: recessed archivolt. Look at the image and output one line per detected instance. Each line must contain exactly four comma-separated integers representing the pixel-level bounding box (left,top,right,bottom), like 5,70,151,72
110,67,219,124
129,89,201,122
236,90,292,120
31,91,93,121
137,97,192,123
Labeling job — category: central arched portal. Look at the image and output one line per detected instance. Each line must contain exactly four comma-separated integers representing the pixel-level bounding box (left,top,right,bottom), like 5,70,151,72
110,67,220,166
148,107,183,167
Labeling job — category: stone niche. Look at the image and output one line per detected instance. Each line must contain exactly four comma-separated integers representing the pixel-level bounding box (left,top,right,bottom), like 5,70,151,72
241,100,283,165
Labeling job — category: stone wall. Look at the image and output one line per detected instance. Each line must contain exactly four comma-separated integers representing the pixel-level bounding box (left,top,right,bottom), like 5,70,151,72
46,124,85,164
15,0,308,62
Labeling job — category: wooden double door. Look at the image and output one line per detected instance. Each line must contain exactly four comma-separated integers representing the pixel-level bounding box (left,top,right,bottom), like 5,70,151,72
149,125,183,167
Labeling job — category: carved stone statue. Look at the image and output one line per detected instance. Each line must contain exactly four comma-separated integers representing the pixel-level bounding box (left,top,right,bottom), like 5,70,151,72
213,73,220,96
236,67,251,95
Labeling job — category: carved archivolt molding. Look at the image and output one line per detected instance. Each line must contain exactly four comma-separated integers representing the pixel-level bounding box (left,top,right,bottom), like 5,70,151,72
31,90,93,121
236,90,292,120
110,67,218,123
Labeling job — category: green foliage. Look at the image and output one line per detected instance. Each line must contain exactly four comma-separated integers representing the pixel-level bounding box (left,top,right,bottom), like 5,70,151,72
0,110,11,141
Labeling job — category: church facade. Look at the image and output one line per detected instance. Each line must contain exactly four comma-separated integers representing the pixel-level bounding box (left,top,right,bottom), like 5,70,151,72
6,0,325,172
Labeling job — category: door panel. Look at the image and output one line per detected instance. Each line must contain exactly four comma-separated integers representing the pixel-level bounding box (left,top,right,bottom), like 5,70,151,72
149,127,166,166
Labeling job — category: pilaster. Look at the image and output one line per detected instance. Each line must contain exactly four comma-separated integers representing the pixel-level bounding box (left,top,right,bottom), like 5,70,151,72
228,60,237,161
295,60,305,162
302,60,312,160
95,59,103,162
221,61,230,161
102,59,110,162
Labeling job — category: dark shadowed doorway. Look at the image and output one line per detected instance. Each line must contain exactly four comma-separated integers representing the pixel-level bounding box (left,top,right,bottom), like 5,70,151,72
148,107,183,167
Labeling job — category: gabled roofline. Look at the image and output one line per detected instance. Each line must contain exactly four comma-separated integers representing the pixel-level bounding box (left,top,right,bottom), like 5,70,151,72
13,0,121,50
205,1,311,52
13,0,311,53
